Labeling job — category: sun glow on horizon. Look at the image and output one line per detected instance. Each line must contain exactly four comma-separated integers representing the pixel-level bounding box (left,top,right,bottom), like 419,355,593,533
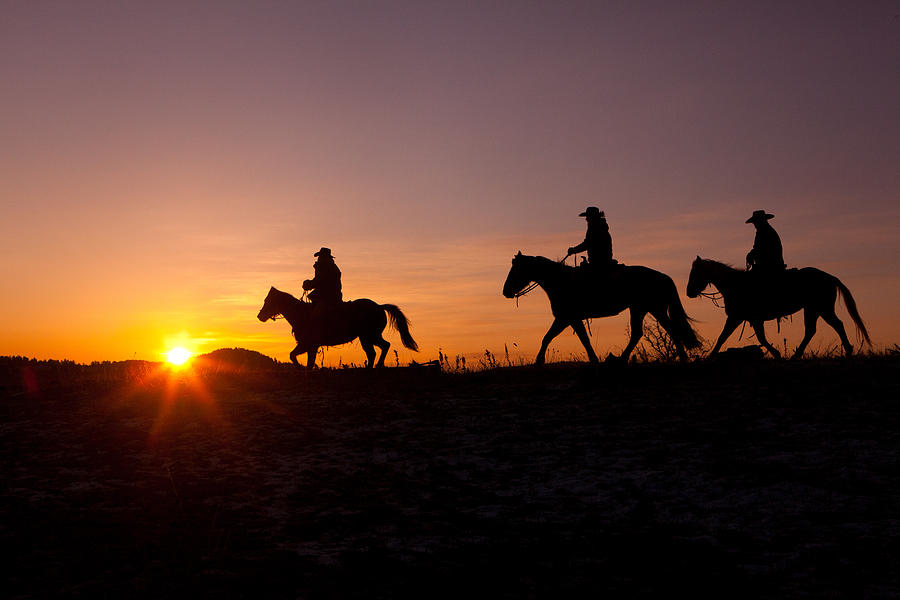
166,347,192,366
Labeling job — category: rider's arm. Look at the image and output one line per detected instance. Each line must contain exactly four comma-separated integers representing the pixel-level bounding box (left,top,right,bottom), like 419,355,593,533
304,269,320,289
745,249,756,269
568,240,588,255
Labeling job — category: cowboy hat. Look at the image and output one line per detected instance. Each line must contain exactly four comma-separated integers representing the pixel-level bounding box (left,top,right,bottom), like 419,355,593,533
746,210,775,223
579,207,605,218
313,247,333,257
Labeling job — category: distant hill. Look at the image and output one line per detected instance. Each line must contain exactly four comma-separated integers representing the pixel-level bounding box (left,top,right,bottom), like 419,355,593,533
194,348,280,371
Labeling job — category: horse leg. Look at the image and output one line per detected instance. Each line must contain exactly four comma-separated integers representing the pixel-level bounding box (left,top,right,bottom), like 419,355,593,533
359,338,376,368
570,320,600,364
306,346,319,369
375,336,391,368
289,344,303,367
709,315,741,356
619,310,646,362
536,318,567,366
750,320,780,358
822,309,853,356
792,310,819,359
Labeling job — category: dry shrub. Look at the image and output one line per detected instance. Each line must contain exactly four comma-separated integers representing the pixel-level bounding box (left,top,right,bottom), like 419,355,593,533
632,318,706,363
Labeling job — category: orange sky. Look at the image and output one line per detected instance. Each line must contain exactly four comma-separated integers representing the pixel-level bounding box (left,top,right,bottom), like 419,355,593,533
1,2,898,365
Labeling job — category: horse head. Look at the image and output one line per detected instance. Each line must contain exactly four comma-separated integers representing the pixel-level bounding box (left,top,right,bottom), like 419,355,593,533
686,256,709,298
258,286,284,321
503,251,532,298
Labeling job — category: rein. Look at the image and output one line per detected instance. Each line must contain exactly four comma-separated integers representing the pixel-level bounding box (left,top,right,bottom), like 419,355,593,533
699,290,724,308
514,282,540,305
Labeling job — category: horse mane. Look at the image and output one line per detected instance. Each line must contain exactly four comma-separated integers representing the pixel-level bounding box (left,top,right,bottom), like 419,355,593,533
270,287,308,312
527,255,558,267
520,254,574,272
698,258,745,273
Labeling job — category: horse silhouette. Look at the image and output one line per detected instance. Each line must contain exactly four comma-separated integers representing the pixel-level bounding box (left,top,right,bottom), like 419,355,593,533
503,252,701,364
257,287,418,368
686,257,870,358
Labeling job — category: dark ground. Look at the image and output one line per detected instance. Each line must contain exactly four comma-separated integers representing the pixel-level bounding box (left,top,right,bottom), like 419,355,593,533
2,355,900,598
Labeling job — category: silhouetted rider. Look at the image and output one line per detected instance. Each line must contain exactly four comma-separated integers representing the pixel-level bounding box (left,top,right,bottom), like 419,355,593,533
745,210,786,273
567,207,615,268
302,247,343,304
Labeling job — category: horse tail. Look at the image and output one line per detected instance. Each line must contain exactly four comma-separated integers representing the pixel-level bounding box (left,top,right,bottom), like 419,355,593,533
381,304,419,352
833,276,871,346
666,280,702,350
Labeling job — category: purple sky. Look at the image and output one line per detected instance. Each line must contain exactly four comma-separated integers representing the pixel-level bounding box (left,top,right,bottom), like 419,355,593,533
2,1,898,363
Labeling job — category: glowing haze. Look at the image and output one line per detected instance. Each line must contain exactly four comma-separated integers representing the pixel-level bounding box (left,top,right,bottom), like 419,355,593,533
1,1,898,365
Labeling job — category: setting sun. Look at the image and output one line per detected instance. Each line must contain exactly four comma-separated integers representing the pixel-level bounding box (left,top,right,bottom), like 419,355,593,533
166,347,192,366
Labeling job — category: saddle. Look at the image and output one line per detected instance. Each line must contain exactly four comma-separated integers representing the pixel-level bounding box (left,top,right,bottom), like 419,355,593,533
307,299,346,318
575,260,623,293
746,267,795,289
744,267,800,320
305,300,352,343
